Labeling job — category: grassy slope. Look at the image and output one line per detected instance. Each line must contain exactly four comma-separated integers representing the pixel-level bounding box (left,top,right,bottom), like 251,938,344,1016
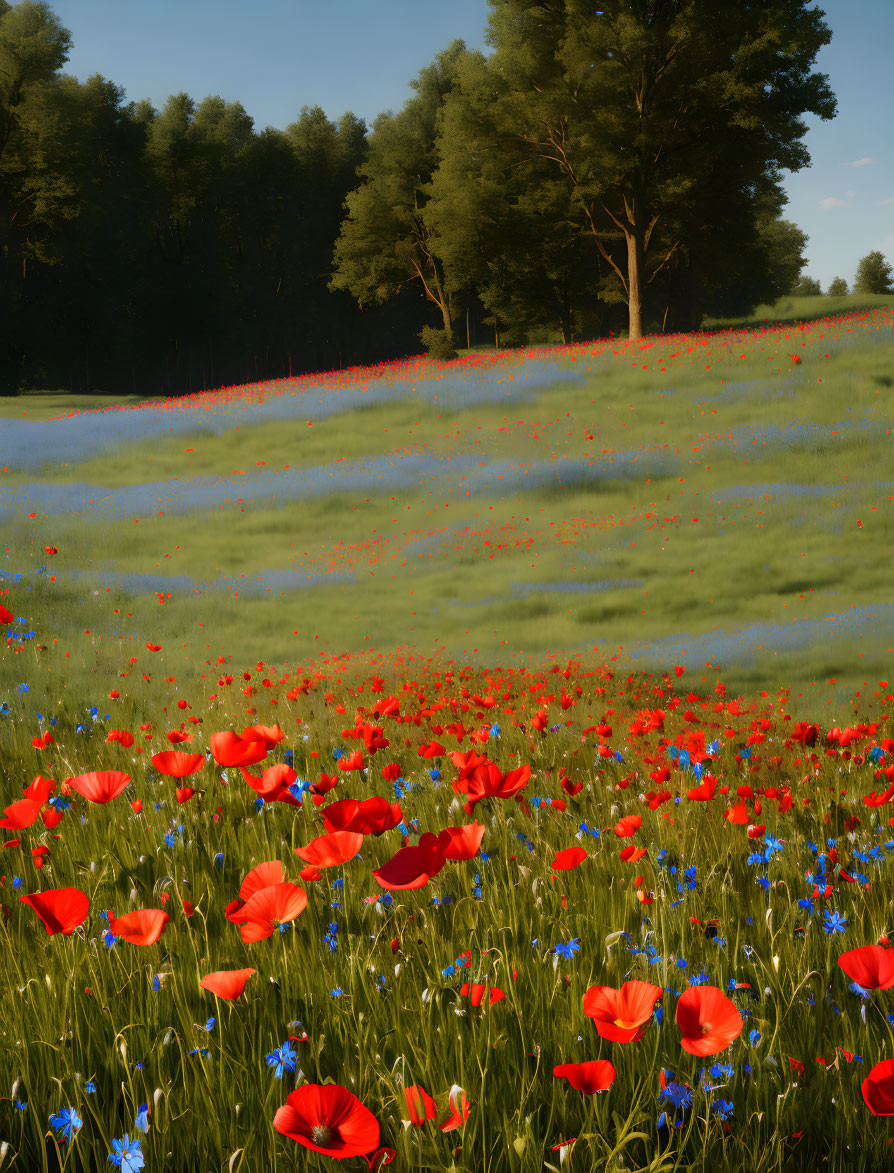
0,293,891,727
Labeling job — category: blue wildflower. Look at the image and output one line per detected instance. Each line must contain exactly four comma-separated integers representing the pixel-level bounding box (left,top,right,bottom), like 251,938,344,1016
134,1103,150,1133
266,1042,298,1078
554,938,581,960
108,1134,145,1172
49,1106,82,1143
823,909,847,935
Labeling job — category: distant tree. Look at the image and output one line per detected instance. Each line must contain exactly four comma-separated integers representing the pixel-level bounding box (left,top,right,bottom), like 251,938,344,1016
791,275,822,297
854,250,894,295
328,39,477,345
827,276,848,296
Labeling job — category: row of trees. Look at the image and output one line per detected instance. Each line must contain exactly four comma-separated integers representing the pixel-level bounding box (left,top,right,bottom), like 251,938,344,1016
791,253,894,299
0,0,859,398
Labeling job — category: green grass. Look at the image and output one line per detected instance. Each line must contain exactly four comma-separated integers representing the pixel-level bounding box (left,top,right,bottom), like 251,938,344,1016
0,292,892,1170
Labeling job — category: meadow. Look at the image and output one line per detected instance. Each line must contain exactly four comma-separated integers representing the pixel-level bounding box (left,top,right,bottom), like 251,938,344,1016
0,291,892,1171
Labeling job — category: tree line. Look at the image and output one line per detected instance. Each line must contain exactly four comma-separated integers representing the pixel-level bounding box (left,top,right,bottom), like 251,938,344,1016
1,0,886,400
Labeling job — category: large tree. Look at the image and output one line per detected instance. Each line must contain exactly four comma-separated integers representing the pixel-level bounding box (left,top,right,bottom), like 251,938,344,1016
446,0,838,341
328,38,479,338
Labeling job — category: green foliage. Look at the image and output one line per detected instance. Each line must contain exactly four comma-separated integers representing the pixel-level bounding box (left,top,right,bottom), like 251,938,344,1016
418,324,458,362
792,275,822,296
827,276,849,297
854,250,894,296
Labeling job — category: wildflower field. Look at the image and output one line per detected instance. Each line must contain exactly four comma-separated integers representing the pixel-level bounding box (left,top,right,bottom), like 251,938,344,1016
0,293,893,1172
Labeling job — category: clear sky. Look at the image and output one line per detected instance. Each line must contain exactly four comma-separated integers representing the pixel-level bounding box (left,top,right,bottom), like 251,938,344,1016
42,0,894,294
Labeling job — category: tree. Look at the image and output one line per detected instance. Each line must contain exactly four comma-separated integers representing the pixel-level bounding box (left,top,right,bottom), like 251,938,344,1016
792,275,821,296
328,39,477,342
456,0,838,341
854,250,894,296
827,276,848,296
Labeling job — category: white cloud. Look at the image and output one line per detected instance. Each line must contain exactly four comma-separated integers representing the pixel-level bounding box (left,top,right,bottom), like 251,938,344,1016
882,197,894,206
819,196,849,209
840,157,876,167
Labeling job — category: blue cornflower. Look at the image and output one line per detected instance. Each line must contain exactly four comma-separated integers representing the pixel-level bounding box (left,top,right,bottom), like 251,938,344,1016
85,1080,96,1094
710,1063,735,1081
850,980,871,999
108,1133,145,1172
331,988,344,997
213,852,225,870
266,1042,298,1078
49,1106,83,1142
749,1029,761,1047
134,1103,150,1133
554,938,581,960
711,1099,735,1121
823,909,847,935
660,1082,694,1111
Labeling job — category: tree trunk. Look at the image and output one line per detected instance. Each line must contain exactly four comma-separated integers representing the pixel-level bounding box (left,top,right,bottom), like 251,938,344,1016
626,221,645,341
466,303,470,349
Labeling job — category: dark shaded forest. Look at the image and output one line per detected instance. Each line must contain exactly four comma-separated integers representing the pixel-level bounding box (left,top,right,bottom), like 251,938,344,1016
0,0,860,400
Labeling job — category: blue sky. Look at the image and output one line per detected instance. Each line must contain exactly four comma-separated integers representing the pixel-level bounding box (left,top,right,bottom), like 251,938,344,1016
44,0,894,293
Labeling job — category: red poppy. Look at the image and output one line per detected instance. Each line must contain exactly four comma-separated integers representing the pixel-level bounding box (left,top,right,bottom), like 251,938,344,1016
676,985,743,1056
69,770,131,804
226,859,285,924
460,982,505,1006
838,944,894,991
240,762,297,801
0,798,41,829
372,836,446,891
274,1084,380,1158
239,881,307,943
550,845,587,871
438,822,486,861
553,1060,616,1094
19,887,89,935
241,723,286,750
582,981,662,1043
0,602,13,623
199,968,256,1000
294,831,364,869
404,1085,438,1126
862,1058,894,1115
614,815,642,838
151,751,206,778
322,796,403,836
209,731,268,769
23,776,54,804
176,787,195,804
109,908,170,945
619,846,648,862
438,1087,472,1132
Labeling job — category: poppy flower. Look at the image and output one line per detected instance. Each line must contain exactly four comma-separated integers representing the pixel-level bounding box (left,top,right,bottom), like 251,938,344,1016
240,723,286,750
19,887,89,935
372,837,446,891
209,731,268,769
294,830,363,869
460,982,505,1006
226,860,285,924
551,845,587,871
199,968,256,1000
438,822,486,861
553,1060,616,1094
322,796,403,836
69,771,131,804
240,762,296,801
862,1058,894,1115
404,1085,437,1126
239,881,307,943
582,981,662,1043
109,908,170,946
151,751,206,778
619,846,648,862
274,1083,379,1158
438,1086,472,1132
0,798,41,829
838,944,894,991
614,815,642,838
676,985,743,1056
